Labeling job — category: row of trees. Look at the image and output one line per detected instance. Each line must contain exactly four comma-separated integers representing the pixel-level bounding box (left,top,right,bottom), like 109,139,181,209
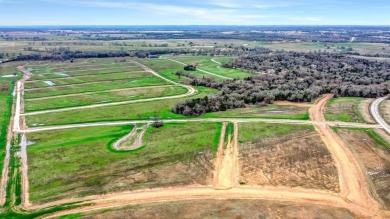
173,51,390,116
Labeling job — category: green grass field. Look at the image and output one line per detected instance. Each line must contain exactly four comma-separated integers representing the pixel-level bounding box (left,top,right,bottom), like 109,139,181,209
164,56,254,79
238,123,314,143
28,123,219,204
201,104,309,120
25,71,152,89
25,77,168,99
325,97,366,122
25,86,188,112
26,86,218,126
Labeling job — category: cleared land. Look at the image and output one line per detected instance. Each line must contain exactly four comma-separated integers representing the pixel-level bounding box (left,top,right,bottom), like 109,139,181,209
238,123,339,192
336,128,390,209
325,97,366,123
71,199,356,219
27,123,219,204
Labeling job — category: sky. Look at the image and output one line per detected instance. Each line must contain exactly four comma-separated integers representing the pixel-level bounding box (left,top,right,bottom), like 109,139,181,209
0,0,389,26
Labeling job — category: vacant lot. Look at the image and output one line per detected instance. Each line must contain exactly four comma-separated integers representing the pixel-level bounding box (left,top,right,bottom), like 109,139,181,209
25,77,167,99
238,123,339,192
25,71,152,89
25,86,187,112
166,55,254,79
73,199,356,219
325,97,366,123
336,128,390,209
27,123,219,204
201,104,309,120
380,100,390,124
26,87,217,126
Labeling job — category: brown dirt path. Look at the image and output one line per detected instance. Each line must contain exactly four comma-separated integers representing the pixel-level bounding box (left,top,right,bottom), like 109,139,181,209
309,94,380,213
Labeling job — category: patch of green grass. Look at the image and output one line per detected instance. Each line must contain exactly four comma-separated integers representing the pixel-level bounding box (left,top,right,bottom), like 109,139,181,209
26,86,217,127
27,123,219,204
165,56,254,79
325,97,365,123
224,122,234,145
200,104,309,120
25,77,168,99
25,86,188,112
238,123,314,143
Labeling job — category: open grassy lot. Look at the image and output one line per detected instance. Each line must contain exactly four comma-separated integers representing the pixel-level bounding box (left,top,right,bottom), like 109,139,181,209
325,97,366,123
29,66,144,80
25,71,152,89
25,86,188,112
238,123,339,192
25,77,168,99
71,199,356,219
165,55,254,79
336,128,390,209
29,63,139,74
201,104,309,120
138,58,224,82
27,123,219,204
26,87,217,126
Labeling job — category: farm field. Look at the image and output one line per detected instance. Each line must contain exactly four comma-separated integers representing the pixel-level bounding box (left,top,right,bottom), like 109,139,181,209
335,128,390,209
325,97,367,123
238,123,339,191
27,123,220,204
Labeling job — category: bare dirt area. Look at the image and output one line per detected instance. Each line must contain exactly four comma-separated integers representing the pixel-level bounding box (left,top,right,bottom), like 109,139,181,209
360,98,376,124
239,129,339,192
274,100,312,108
336,129,390,209
78,199,357,219
380,100,390,125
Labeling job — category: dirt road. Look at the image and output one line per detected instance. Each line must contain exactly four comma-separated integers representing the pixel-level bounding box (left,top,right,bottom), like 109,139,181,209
20,134,30,207
112,124,148,151
39,186,380,219
211,58,222,65
309,94,380,211
370,95,390,135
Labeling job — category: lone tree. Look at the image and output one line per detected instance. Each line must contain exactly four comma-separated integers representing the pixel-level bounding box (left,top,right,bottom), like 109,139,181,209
152,117,164,128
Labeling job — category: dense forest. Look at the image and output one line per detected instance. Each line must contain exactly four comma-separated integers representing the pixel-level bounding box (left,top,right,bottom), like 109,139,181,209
173,51,390,116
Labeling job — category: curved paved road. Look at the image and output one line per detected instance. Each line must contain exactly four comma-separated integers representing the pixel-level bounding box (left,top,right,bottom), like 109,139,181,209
370,95,390,135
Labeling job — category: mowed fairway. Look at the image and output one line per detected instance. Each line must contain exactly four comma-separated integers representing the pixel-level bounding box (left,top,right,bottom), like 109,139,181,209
27,123,220,204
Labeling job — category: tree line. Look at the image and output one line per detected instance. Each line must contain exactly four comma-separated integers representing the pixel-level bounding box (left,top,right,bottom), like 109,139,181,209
173,51,389,116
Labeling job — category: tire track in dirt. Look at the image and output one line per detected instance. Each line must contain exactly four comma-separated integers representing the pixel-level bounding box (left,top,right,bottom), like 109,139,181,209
309,94,380,213
213,122,240,189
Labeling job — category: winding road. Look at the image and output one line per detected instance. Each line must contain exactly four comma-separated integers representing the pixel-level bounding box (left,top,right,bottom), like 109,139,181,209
371,95,390,135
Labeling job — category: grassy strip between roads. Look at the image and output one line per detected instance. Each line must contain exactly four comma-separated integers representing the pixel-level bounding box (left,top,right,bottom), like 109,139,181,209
0,85,14,178
325,97,365,123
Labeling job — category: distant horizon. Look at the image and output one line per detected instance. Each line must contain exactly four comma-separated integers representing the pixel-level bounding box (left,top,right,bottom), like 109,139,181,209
1,0,389,26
